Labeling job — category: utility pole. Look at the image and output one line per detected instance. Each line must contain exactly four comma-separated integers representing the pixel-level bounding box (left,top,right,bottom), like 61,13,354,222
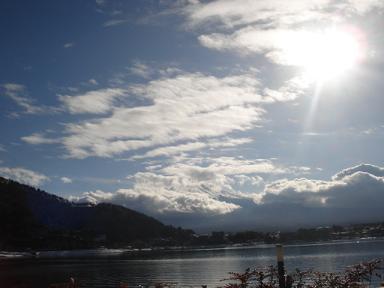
276,244,286,288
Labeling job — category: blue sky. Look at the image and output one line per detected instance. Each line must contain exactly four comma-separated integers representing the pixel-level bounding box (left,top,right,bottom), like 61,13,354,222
1,0,384,231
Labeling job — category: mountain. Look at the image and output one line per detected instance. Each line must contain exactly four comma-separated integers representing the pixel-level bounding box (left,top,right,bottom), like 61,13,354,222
0,177,194,250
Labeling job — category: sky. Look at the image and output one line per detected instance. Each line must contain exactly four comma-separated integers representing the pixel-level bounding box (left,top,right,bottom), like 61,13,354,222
1,0,384,232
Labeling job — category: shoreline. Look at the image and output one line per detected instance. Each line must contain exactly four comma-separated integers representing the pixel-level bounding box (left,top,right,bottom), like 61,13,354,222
1,237,383,261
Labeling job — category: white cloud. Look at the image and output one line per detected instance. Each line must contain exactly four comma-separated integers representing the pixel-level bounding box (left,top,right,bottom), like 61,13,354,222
70,157,309,215
88,79,98,85
129,61,153,79
21,133,59,145
59,88,126,114
131,137,253,160
199,27,365,68
261,164,384,210
5,54,311,165
198,28,308,65
21,69,309,159
85,184,240,215
71,177,240,215
95,0,105,6
346,0,384,14
60,176,72,184
64,42,75,48
182,0,382,29
1,83,48,115
69,189,113,204
180,0,383,66
103,19,129,27
68,163,384,229
160,157,289,177
182,0,332,29
263,75,311,102
332,163,384,180
0,145,6,152
59,72,268,158
262,178,333,206
198,28,285,54
234,174,264,186
0,167,49,186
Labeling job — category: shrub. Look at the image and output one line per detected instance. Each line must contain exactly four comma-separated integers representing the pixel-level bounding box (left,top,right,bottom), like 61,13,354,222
221,259,383,288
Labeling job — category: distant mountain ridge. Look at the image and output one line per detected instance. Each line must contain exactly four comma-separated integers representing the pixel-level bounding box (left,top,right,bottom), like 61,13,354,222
0,177,193,250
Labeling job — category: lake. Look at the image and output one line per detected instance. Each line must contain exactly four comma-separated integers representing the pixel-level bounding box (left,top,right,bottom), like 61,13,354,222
1,239,384,287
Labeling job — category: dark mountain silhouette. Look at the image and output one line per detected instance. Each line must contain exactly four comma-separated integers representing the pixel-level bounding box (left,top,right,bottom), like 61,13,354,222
0,177,194,250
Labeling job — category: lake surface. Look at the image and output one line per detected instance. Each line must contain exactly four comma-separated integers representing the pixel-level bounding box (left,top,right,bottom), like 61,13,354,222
1,239,384,288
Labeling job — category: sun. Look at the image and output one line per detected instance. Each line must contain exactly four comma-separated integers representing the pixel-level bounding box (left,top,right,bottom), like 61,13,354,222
282,27,364,82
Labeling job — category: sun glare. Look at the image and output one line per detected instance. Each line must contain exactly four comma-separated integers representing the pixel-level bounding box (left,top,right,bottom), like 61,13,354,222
283,27,363,82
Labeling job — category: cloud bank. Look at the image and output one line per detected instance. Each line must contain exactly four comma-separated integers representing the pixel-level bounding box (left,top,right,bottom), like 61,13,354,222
70,163,384,230
71,157,306,215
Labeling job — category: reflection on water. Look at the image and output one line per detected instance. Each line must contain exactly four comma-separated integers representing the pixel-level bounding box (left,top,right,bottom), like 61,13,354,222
1,240,384,287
